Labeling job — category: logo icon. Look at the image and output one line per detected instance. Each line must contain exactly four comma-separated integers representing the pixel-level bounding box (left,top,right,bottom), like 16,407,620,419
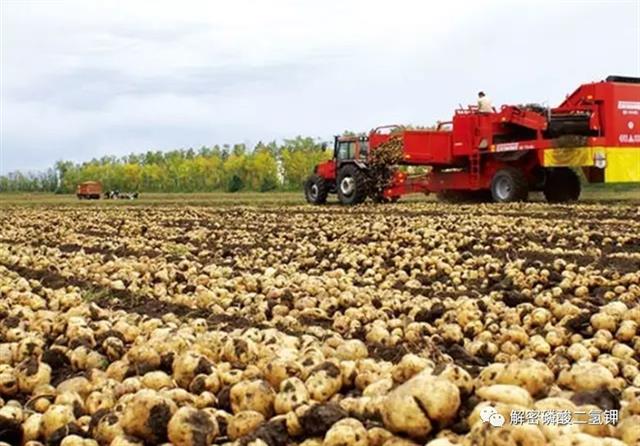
480,406,506,427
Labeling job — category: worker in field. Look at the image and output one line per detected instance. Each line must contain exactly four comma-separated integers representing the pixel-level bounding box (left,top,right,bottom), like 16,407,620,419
477,91,494,113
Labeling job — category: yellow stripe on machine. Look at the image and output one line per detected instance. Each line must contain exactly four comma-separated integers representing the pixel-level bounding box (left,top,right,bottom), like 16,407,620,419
605,148,640,182
543,147,640,183
543,147,596,167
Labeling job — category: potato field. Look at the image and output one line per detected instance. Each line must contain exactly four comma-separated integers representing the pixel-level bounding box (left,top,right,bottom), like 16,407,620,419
1,202,640,446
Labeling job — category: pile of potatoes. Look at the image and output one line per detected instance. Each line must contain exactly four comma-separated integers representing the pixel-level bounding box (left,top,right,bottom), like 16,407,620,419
0,203,639,445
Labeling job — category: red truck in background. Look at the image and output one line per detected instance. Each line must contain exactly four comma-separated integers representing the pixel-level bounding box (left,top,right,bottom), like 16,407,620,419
305,75,640,204
76,181,102,200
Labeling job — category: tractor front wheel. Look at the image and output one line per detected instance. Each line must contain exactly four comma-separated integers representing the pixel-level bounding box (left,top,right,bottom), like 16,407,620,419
544,168,581,203
304,174,329,205
337,164,368,205
490,167,529,202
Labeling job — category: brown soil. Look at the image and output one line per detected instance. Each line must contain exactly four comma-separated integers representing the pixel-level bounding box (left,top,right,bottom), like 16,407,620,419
299,403,348,437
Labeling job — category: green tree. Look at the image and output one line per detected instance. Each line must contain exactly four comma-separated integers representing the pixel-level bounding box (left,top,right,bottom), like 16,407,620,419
280,136,332,189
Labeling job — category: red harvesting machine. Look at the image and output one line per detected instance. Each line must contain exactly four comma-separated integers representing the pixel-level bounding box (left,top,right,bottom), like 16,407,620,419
304,75,640,204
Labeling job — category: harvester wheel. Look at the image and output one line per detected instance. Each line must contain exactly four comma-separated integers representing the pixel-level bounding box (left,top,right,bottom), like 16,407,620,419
490,167,529,202
304,174,329,205
544,168,581,203
337,164,368,205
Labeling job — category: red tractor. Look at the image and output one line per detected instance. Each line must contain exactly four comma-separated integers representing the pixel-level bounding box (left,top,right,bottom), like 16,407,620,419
305,75,640,204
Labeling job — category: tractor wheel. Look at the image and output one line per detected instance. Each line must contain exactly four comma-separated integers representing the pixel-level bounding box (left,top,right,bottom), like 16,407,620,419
304,174,329,205
543,168,581,203
490,167,529,202
337,164,368,205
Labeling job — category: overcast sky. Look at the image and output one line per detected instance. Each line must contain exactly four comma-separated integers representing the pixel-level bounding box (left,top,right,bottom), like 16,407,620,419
1,0,639,173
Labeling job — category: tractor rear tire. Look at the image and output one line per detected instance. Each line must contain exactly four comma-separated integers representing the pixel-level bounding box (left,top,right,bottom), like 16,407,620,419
490,167,529,202
337,164,368,205
304,174,329,205
544,168,581,203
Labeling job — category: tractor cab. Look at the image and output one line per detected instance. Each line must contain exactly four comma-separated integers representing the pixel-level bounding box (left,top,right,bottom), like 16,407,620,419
314,134,370,182
334,134,369,162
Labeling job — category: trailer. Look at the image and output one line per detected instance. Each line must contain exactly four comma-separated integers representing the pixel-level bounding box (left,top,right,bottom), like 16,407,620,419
305,76,640,204
76,181,102,200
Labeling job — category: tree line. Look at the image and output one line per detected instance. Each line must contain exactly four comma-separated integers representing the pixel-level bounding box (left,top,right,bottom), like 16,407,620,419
0,137,332,193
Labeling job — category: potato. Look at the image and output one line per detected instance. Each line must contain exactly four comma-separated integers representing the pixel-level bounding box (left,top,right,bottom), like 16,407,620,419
23,413,43,442
362,377,394,397
121,389,177,444
41,404,75,438
367,426,394,446
391,354,432,383
85,390,115,415
557,362,614,391
472,422,546,445
56,377,91,399
167,406,218,446
475,363,507,388
188,372,221,395
223,337,257,364
16,358,51,393
425,440,457,446
324,418,367,446
497,359,554,397
227,410,265,440
476,384,533,407
108,435,144,446
381,372,460,439
436,364,473,396
60,435,98,446
126,345,161,375
275,377,309,414
141,371,175,390
172,352,213,389
102,337,126,361
549,433,625,446
336,340,368,361
382,388,433,441
230,379,275,417
305,362,343,402
618,415,640,445
263,358,303,388
90,410,125,445
0,370,18,397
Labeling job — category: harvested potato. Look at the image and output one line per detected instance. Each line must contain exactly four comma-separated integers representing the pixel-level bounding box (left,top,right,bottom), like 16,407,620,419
121,389,177,444
227,410,265,440
167,406,218,446
381,372,460,439
275,377,310,414
324,418,368,446
41,404,75,438
305,362,343,402
497,359,554,397
558,362,615,391
230,379,275,417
